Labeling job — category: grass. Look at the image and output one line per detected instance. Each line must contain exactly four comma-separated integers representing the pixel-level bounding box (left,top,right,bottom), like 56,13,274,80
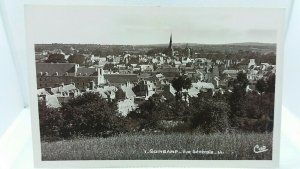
41,132,272,160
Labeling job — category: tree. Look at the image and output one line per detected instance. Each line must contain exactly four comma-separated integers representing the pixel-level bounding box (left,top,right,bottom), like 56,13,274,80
67,54,85,65
38,100,63,141
171,75,192,101
256,78,266,94
136,94,190,130
92,48,103,56
60,92,124,138
103,63,115,70
135,94,167,129
183,77,192,91
182,77,192,101
189,95,230,134
46,54,66,63
266,73,276,93
237,91,274,132
228,72,249,126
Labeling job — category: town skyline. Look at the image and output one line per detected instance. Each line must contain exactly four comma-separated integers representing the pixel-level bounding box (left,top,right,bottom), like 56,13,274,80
35,41,276,46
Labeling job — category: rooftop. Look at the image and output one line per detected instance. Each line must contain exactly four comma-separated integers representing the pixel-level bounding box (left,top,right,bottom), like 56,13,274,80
104,74,138,84
36,63,76,76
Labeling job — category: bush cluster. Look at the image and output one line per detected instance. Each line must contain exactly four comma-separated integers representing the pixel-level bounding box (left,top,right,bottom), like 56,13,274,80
39,73,276,141
39,92,125,141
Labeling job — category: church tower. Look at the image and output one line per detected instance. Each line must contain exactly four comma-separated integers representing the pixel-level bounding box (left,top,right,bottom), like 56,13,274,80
184,43,191,58
166,33,174,58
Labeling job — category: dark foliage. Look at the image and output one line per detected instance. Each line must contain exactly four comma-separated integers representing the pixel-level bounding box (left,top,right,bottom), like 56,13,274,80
103,63,118,72
189,93,230,134
38,100,63,141
266,73,276,93
46,54,66,63
228,73,275,132
67,54,85,65
39,73,276,140
171,75,192,101
60,92,124,138
39,93,125,140
256,78,267,94
228,72,249,124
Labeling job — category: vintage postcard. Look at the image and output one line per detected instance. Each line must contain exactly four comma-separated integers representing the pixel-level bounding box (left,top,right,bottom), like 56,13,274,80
25,2,287,168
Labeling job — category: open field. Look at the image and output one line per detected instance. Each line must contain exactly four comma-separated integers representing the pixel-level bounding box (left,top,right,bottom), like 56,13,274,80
41,132,272,160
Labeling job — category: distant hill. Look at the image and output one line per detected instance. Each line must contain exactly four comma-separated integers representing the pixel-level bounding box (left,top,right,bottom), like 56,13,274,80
35,42,276,56
134,42,276,54
226,42,276,47
135,42,275,47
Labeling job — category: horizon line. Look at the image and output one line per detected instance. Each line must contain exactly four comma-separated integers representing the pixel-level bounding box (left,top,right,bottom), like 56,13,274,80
35,41,277,46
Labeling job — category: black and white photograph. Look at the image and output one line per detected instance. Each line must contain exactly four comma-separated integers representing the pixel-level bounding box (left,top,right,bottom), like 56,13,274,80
25,4,286,167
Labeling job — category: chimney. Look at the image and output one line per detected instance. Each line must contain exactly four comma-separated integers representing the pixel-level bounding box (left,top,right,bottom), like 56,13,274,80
98,68,103,76
74,64,79,75
97,68,105,85
146,88,149,98
89,81,95,90
69,92,75,98
41,94,46,100
45,87,52,94
58,83,64,92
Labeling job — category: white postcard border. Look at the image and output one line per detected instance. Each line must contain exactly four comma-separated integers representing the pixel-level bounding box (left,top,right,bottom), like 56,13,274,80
25,1,289,168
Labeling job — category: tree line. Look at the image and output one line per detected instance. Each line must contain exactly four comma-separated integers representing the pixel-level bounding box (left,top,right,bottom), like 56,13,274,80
38,72,275,141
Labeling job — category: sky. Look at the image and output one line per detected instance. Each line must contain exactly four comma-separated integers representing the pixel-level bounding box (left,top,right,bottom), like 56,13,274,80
27,6,284,45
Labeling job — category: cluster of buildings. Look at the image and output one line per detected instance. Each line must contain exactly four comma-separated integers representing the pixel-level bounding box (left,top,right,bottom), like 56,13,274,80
36,34,276,115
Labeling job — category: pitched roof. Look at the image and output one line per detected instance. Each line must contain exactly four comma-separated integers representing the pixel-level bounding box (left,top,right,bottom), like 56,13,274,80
36,63,76,76
157,67,179,73
51,84,77,94
222,70,239,74
103,85,117,92
138,73,152,79
192,82,214,89
77,67,98,76
104,74,138,84
45,95,61,108
156,67,180,79
121,85,136,99
37,89,50,96
95,88,108,99
117,99,138,116
162,72,179,78
115,88,126,99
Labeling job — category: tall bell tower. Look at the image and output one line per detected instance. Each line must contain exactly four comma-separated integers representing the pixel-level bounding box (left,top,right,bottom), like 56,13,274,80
166,33,174,58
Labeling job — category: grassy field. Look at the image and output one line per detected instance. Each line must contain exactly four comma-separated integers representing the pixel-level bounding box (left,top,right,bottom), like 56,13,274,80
41,132,272,160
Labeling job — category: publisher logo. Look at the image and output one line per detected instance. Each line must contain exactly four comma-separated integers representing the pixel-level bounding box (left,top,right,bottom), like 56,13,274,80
253,145,268,153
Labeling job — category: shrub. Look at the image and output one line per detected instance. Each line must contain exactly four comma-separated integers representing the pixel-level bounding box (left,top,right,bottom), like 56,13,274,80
38,100,63,141
60,92,125,138
189,97,230,134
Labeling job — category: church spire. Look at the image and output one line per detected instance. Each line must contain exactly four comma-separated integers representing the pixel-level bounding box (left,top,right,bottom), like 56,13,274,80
168,33,172,49
166,33,173,58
